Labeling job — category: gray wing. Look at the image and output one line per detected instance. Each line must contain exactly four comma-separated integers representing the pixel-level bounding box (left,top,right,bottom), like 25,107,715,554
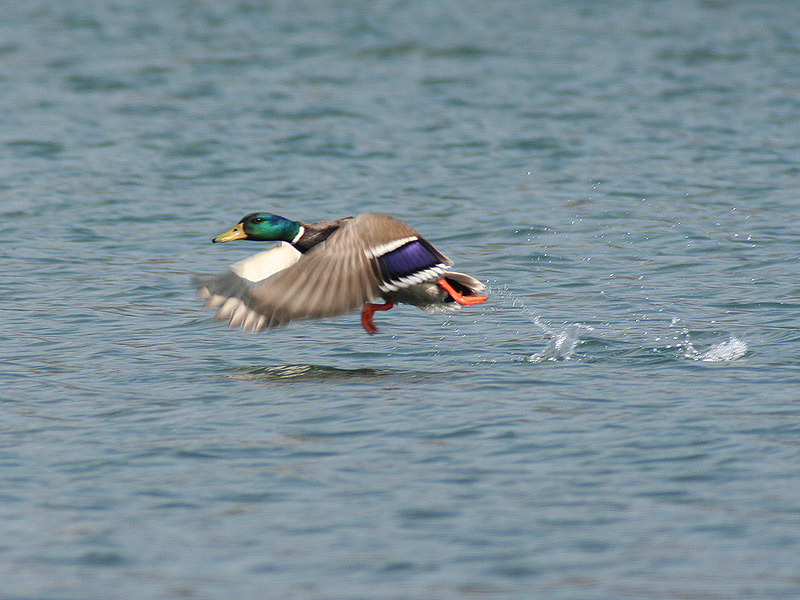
196,270,270,332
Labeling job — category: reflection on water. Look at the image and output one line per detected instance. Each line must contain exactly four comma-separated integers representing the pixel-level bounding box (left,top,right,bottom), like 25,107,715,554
226,363,403,381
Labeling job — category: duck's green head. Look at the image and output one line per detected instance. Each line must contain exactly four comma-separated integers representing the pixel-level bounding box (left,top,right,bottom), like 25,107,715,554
213,213,302,243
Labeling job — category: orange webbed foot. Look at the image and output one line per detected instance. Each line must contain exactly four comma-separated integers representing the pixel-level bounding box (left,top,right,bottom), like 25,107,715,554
437,278,488,306
360,300,395,334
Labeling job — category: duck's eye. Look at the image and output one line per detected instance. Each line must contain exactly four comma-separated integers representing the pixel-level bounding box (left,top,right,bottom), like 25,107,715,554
251,217,264,224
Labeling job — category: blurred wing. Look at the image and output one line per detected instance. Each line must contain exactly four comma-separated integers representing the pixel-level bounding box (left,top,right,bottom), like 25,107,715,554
195,242,301,331
244,214,393,326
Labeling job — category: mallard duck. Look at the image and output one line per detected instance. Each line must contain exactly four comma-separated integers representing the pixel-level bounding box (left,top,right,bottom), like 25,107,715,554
196,212,487,334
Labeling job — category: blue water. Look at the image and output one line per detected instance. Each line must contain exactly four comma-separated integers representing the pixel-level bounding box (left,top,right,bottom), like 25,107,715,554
2,1,800,598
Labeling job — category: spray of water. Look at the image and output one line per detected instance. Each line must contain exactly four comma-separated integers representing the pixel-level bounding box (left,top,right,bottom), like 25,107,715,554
487,283,591,362
486,284,747,364
528,318,593,363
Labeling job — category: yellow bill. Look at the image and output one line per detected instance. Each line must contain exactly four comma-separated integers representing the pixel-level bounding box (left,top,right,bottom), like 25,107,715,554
213,223,247,243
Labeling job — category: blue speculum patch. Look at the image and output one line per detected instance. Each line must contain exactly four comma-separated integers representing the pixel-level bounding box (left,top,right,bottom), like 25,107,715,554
378,240,442,281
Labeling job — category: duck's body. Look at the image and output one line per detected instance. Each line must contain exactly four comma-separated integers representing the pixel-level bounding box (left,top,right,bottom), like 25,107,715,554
196,212,487,334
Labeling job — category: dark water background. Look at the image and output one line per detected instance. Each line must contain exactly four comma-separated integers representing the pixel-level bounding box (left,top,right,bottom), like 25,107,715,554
2,1,800,598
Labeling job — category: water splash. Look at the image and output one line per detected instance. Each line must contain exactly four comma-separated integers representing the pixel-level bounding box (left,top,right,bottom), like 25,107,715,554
528,319,593,362
487,283,592,363
681,336,748,362
488,285,747,365
668,318,748,362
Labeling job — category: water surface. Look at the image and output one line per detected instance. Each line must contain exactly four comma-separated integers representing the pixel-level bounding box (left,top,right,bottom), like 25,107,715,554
2,1,800,598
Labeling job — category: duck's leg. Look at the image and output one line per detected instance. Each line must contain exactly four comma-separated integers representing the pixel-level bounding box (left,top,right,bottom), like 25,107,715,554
437,278,488,306
360,299,394,334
